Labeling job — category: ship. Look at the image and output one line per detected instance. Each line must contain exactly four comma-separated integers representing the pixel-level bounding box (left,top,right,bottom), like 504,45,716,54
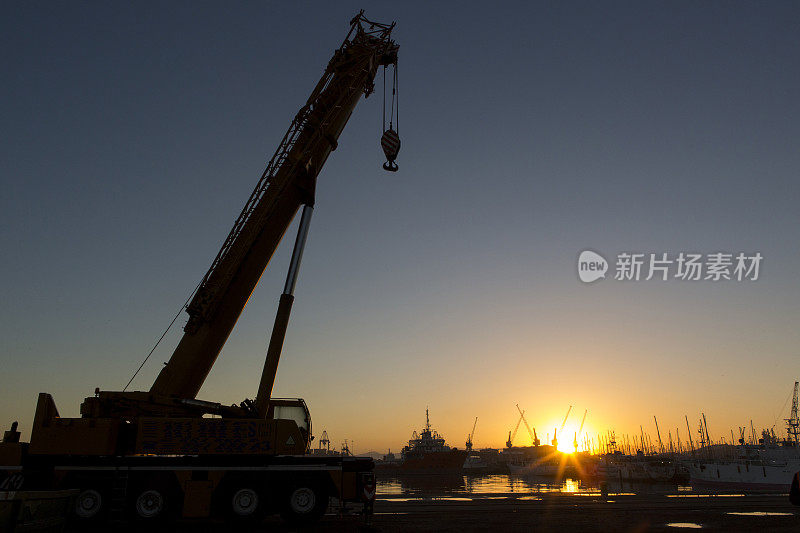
462,453,489,472
618,453,689,483
377,408,467,473
687,438,800,490
504,445,572,477
688,383,800,490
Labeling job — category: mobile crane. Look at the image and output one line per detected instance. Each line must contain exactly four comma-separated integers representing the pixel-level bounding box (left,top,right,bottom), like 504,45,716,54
0,12,398,526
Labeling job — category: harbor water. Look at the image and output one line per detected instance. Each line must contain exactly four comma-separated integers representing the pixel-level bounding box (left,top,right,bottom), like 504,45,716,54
376,472,788,499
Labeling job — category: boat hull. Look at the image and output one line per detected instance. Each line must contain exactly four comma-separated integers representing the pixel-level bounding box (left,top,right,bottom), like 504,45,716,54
377,450,469,473
688,462,798,490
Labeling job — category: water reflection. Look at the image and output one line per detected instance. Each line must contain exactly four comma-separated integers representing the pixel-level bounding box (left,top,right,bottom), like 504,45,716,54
726,512,793,516
376,472,743,498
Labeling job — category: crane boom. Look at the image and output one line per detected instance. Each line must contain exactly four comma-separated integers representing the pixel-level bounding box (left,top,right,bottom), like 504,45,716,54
560,405,572,431
512,412,524,440
577,409,587,435
516,403,537,445
150,14,398,399
466,417,478,451
507,410,525,447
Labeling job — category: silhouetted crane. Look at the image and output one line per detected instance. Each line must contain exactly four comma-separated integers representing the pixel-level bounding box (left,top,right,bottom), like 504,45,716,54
574,409,588,452
578,409,587,434
560,405,573,432
551,405,572,451
466,417,478,451
786,381,800,445
319,430,330,452
506,409,526,448
516,404,540,446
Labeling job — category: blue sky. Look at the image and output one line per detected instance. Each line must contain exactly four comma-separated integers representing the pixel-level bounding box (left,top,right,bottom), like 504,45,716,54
1,1,798,450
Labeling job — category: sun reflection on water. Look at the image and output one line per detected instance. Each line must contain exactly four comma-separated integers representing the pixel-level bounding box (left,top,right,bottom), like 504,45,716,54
376,473,755,499
377,474,613,497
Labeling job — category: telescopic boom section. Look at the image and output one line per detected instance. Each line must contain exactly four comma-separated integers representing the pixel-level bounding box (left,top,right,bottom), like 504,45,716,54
151,13,398,399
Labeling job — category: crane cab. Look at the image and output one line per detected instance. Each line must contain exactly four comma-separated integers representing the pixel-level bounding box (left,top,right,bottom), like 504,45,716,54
268,398,312,452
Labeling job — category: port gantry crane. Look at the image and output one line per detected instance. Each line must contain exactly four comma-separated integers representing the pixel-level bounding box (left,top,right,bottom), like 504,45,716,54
1,12,399,525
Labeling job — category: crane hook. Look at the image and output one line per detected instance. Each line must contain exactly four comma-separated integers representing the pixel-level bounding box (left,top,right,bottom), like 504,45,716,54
381,60,399,172
381,128,400,172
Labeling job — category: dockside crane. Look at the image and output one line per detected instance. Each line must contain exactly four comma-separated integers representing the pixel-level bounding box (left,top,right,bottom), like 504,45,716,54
786,382,800,446
578,410,587,435
560,405,573,432
516,404,540,447
573,409,587,452
552,405,571,450
0,12,399,525
466,417,478,451
319,430,331,452
506,409,526,448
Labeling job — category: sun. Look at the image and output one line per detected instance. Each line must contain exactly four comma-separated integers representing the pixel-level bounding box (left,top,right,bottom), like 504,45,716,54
556,439,574,454
553,422,591,454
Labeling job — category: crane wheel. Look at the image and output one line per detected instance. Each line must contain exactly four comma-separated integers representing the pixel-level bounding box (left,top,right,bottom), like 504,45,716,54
72,488,105,521
280,483,327,525
133,487,168,521
227,486,264,523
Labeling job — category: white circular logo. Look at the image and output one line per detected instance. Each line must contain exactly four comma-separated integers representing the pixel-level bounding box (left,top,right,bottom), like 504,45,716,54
578,251,608,283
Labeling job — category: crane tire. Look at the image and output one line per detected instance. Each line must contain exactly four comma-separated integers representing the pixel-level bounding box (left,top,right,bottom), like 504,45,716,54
280,482,327,526
72,488,106,522
132,487,169,521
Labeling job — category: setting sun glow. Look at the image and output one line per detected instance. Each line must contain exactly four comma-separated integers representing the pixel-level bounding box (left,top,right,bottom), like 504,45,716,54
549,420,594,454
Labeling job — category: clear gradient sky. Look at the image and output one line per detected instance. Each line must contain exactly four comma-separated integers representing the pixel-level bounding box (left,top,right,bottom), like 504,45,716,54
1,1,799,453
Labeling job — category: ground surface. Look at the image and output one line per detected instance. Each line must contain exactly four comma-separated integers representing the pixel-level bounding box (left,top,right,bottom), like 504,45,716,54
65,493,799,532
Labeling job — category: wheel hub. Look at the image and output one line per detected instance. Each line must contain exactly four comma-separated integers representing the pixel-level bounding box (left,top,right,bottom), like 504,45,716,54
232,488,259,516
136,489,164,518
75,489,102,519
290,487,315,513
